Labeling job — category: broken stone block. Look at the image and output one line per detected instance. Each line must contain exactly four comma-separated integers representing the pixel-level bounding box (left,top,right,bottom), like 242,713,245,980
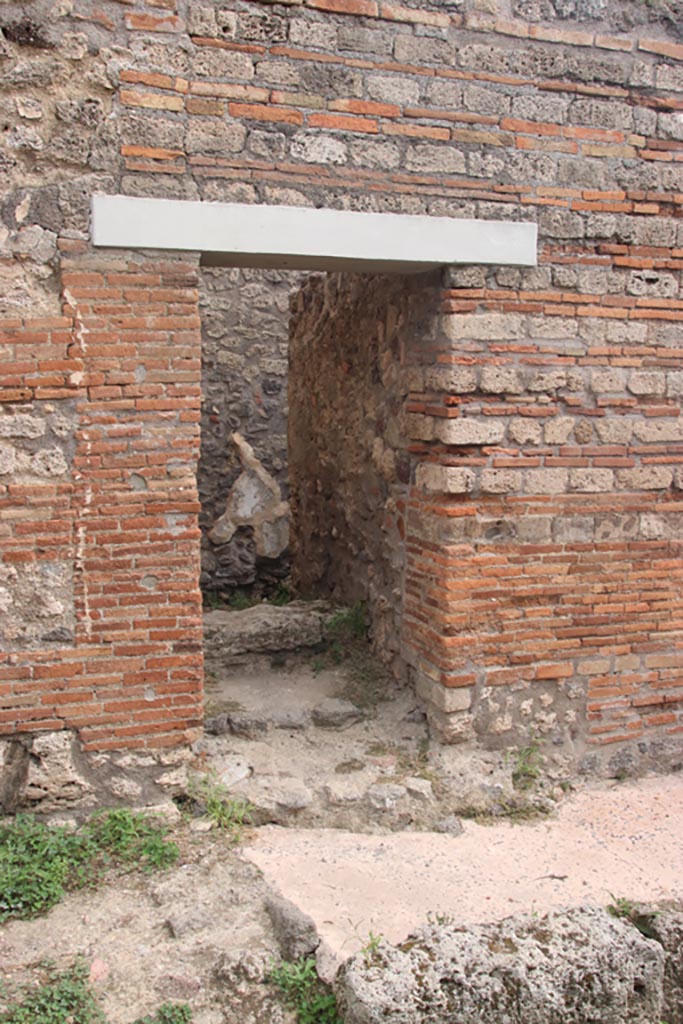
0,738,31,813
237,776,313,822
641,905,683,1024
336,906,665,1024
228,711,271,740
324,773,376,807
404,777,433,803
366,783,407,811
21,731,93,811
208,432,289,560
266,893,320,961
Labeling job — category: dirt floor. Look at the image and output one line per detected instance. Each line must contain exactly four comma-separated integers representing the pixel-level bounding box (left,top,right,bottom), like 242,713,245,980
0,822,291,1024
2,605,682,1022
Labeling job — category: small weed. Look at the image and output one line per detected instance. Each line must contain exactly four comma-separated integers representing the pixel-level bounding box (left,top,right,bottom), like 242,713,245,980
0,815,94,922
227,590,258,611
82,809,178,872
606,897,663,940
131,1006,192,1024
0,810,177,924
0,961,192,1024
361,931,384,966
458,799,550,825
510,739,542,792
326,601,368,641
268,583,292,607
426,910,455,927
269,958,341,1024
314,602,392,709
607,895,637,919
0,960,104,1024
329,642,344,665
186,772,252,842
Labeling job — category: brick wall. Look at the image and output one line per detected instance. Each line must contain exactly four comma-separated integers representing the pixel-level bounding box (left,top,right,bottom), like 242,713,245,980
0,252,204,750
1,0,682,763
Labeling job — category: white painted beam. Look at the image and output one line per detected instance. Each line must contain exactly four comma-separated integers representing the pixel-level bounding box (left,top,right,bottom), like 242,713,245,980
91,194,537,271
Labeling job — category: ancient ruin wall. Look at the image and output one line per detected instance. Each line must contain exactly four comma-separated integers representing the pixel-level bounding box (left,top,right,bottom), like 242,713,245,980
288,272,441,670
0,0,682,758
198,267,297,593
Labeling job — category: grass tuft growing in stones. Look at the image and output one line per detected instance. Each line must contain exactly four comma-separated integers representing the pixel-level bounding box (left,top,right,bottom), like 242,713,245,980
509,738,543,792
185,771,253,841
269,957,341,1024
0,809,178,923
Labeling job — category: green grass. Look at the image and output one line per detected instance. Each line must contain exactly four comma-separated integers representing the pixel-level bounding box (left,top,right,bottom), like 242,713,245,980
315,601,392,709
0,809,178,924
0,961,191,1024
325,601,368,641
82,808,179,870
131,1006,192,1024
185,771,253,841
510,739,542,792
269,958,341,1024
607,895,637,919
267,583,292,606
361,931,383,965
0,961,105,1024
201,589,257,611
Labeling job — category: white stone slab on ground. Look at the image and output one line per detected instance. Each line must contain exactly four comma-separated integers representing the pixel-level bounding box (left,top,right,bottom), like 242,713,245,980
244,775,683,971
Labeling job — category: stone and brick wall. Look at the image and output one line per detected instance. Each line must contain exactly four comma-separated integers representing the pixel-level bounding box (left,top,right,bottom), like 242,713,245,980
403,272,683,772
1,254,204,750
0,0,682,766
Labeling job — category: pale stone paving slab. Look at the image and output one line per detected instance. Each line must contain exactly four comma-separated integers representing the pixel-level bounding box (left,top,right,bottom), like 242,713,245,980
244,775,683,974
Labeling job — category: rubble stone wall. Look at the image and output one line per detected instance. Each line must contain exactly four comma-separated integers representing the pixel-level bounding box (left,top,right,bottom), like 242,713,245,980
0,399,77,651
199,266,298,593
0,0,681,760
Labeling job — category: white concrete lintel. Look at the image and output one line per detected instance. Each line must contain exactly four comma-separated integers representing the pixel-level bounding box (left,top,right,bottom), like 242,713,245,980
91,194,537,272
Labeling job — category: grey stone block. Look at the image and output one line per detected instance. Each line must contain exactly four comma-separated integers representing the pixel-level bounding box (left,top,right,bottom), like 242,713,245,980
266,893,320,961
336,906,666,1024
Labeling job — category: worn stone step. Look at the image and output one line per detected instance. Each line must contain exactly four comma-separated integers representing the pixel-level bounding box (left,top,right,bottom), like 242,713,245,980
203,600,334,668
